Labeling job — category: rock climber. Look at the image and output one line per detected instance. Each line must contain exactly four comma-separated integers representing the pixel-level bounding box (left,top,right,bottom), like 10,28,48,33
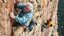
10,0,34,32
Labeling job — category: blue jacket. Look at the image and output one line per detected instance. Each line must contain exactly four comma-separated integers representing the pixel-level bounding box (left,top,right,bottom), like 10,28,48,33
14,3,33,26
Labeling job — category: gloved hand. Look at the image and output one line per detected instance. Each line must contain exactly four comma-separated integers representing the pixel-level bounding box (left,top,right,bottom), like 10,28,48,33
9,13,16,19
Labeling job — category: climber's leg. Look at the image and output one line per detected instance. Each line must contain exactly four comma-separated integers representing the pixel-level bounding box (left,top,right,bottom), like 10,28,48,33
28,20,37,31
41,25,48,36
13,25,24,36
13,22,27,36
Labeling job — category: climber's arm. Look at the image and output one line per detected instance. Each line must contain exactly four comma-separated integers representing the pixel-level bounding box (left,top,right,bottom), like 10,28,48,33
15,0,26,9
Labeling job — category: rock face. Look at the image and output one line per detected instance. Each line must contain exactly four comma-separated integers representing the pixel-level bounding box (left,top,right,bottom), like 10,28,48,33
0,0,59,36
0,0,14,36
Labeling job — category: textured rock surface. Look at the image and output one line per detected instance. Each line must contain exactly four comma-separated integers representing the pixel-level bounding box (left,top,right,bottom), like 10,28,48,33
13,0,59,36
0,0,14,36
0,0,59,36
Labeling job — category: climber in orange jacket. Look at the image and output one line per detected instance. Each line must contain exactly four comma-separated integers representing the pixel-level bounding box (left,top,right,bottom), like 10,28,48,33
42,13,55,27
47,19,55,27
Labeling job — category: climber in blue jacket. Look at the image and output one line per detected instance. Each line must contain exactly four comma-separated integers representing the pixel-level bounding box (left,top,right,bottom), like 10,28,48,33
10,0,33,30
